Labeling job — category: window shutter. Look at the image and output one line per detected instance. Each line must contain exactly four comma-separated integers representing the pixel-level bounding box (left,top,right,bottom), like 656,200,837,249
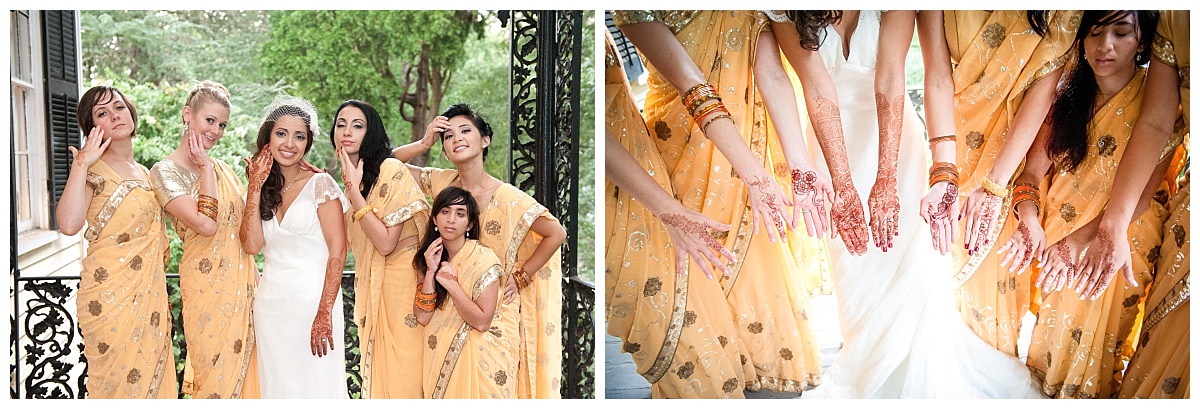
43,10,80,227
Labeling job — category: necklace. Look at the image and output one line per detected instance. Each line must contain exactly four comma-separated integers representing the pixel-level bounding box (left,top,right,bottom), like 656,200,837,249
282,172,301,193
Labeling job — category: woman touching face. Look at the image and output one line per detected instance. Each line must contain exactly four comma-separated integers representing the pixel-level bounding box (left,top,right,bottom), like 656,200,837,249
435,202,473,242
89,91,137,141
184,101,231,151
333,106,368,156
440,115,491,164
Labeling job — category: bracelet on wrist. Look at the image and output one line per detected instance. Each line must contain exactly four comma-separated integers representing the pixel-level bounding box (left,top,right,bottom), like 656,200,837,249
980,176,1011,198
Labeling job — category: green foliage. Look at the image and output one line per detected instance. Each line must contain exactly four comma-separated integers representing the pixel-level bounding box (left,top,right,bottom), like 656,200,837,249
577,16,596,283
438,22,512,180
260,10,486,169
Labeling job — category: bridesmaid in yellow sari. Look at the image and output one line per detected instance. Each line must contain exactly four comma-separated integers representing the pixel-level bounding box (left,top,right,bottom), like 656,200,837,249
332,100,430,398
1118,10,1189,399
611,10,828,395
148,81,258,398
919,11,1080,356
56,86,177,398
394,104,567,398
1006,10,1172,398
604,29,756,398
414,187,517,398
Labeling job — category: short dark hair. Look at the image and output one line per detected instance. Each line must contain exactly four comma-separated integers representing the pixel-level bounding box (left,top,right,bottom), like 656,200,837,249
439,103,493,159
77,86,139,137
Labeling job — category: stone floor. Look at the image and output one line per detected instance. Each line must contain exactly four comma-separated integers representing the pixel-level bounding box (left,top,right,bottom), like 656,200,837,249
604,293,1038,399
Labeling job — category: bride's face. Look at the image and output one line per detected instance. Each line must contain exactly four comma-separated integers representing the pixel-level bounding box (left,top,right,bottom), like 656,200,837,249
435,203,472,242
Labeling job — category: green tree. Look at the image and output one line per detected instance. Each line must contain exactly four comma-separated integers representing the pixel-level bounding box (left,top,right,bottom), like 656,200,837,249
260,10,485,169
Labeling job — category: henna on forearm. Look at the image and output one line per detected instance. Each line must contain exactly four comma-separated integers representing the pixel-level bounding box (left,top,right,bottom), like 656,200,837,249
874,93,904,182
661,213,725,251
810,96,854,188
320,256,344,313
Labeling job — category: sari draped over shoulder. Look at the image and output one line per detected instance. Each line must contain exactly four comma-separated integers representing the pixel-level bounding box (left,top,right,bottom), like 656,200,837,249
421,167,564,398
611,10,822,395
421,240,516,398
149,159,257,398
1120,178,1189,398
346,158,429,398
1153,10,1190,193
1026,68,1175,398
603,28,755,398
944,10,1080,356
79,160,177,398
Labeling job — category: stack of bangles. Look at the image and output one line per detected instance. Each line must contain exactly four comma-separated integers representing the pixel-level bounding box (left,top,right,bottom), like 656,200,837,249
927,134,955,150
415,283,436,312
928,162,959,188
1011,182,1041,219
197,194,218,221
353,205,375,222
512,266,532,290
683,83,731,133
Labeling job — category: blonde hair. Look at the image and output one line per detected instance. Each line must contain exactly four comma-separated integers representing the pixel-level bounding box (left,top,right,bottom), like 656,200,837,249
185,80,231,109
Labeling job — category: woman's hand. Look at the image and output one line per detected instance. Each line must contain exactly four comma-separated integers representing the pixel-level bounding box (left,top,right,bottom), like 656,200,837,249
185,129,214,171
502,277,518,304
69,127,111,169
790,168,833,238
310,309,335,357
244,143,273,192
1074,228,1135,300
997,219,1046,275
745,174,793,244
919,181,959,254
831,186,869,255
1036,238,1080,292
659,207,737,279
338,148,364,195
435,261,460,289
868,175,900,251
961,186,1003,254
422,116,451,148
424,237,444,271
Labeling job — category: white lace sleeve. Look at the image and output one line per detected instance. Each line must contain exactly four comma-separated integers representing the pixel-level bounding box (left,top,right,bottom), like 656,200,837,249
763,10,791,23
312,173,349,213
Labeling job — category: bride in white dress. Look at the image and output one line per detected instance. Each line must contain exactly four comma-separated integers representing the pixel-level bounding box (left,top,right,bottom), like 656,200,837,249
239,97,349,398
768,10,1041,398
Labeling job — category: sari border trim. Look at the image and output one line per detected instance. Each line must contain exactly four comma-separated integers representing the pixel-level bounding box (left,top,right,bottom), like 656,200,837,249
1143,271,1190,332
641,257,688,384
505,203,546,271
431,322,472,399
952,195,1012,287
84,179,153,242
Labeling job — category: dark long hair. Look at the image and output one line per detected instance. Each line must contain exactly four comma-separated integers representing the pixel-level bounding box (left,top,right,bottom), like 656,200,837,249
412,186,481,309
438,103,493,159
784,11,842,51
1046,10,1158,173
1026,11,1050,37
329,100,392,198
255,106,317,220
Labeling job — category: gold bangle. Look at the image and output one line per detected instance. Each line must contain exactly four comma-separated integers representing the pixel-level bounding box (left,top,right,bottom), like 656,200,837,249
980,176,1011,198
700,113,732,133
682,83,718,109
353,205,375,222
928,134,956,146
691,101,726,123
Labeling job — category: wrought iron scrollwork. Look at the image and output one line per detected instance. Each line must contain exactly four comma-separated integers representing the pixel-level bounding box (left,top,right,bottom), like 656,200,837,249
507,10,593,399
13,277,88,398
341,275,362,398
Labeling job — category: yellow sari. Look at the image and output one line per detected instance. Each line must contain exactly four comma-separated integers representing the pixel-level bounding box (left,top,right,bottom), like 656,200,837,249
149,159,257,398
421,240,517,398
944,10,1080,356
78,160,177,398
421,167,563,398
612,10,822,393
604,29,755,398
1119,179,1189,398
345,158,429,398
1119,12,1190,398
1025,68,1173,398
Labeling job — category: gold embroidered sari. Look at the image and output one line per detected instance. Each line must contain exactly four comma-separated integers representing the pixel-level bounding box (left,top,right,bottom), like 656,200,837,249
149,159,257,398
603,28,755,398
345,158,429,398
78,160,177,398
421,240,516,398
611,10,822,394
944,10,1080,356
1025,68,1174,398
421,167,563,398
1119,12,1190,398
1119,178,1189,398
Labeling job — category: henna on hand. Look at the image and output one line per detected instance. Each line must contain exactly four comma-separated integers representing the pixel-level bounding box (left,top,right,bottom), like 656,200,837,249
747,175,788,241
661,213,726,252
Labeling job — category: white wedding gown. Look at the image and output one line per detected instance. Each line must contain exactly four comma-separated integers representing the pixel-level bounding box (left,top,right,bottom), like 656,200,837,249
254,172,350,398
790,11,1042,398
